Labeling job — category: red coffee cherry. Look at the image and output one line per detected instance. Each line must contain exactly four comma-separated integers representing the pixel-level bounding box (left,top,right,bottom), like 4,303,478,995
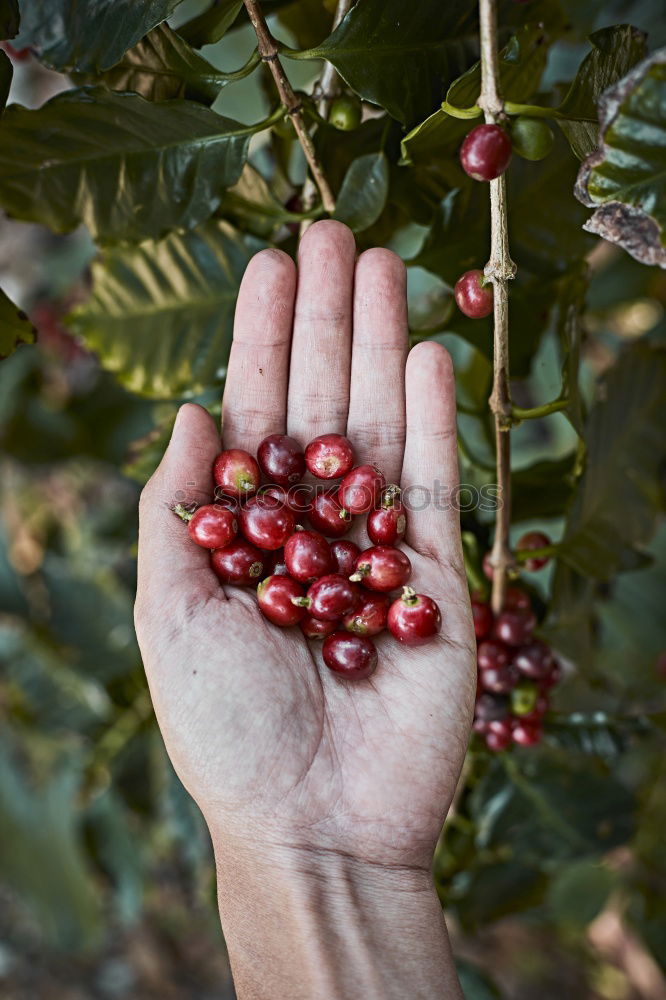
512,720,542,746
479,663,519,694
471,598,493,640
185,504,237,549
296,574,360,621
260,483,311,518
474,693,509,722
213,449,261,499
338,464,386,515
257,575,306,627
257,434,305,487
367,486,407,546
262,549,289,578
284,530,332,584
512,639,554,680
454,269,494,319
322,632,378,680
211,538,264,585
460,124,512,181
305,433,355,480
300,614,338,640
351,545,412,592
493,607,537,646
387,587,441,645
485,719,513,752
477,639,510,672
329,539,361,577
516,530,552,571
308,488,352,537
239,494,295,551
342,591,390,637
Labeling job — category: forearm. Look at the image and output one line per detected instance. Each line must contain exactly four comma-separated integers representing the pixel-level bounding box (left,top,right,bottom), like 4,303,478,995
212,834,462,1000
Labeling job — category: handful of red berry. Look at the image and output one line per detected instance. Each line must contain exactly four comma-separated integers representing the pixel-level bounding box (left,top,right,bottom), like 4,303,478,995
472,583,561,752
175,432,441,681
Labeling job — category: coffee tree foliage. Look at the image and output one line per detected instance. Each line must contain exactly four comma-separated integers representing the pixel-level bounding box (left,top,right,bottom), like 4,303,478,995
0,0,665,992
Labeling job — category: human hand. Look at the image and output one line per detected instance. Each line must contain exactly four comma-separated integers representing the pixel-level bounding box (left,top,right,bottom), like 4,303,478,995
135,221,475,998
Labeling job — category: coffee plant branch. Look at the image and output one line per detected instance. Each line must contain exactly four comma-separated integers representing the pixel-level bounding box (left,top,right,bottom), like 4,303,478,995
477,0,517,614
300,0,353,228
243,0,336,213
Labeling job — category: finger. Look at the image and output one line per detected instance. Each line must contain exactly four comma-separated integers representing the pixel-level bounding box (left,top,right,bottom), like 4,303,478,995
136,403,222,616
401,342,464,568
222,248,296,452
287,220,355,441
347,248,408,485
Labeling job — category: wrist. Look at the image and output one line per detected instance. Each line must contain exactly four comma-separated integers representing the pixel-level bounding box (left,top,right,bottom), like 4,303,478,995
211,829,462,1000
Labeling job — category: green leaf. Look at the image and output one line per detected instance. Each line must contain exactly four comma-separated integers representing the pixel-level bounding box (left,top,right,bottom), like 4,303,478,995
333,152,389,232
448,23,551,112
177,0,243,48
547,860,615,928
511,454,576,522
575,48,666,267
0,0,19,39
276,0,333,50
0,744,101,949
0,285,36,358
557,25,648,159
68,220,264,398
296,0,480,127
14,0,183,72
556,267,587,437
218,163,304,238
72,22,230,104
0,46,11,110
0,87,252,243
545,712,652,758
557,343,666,579
473,751,635,861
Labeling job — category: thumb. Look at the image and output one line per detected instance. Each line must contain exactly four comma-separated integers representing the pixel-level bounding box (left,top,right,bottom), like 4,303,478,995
136,403,222,617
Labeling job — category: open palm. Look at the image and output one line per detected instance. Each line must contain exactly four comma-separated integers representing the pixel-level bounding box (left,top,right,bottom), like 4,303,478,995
135,221,476,872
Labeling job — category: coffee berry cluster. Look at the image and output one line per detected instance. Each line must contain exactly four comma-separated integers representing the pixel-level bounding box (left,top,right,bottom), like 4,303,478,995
472,532,560,752
175,433,441,681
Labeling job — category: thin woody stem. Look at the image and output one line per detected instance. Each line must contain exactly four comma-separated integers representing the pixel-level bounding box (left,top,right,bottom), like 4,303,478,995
478,0,516,614
300,0,353,231
243,0,335,214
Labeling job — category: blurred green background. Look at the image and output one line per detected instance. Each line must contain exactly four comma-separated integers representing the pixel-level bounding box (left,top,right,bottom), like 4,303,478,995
1,2,666,998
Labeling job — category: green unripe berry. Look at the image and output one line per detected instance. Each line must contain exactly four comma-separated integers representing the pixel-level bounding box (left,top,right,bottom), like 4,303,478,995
510,117,555,161
329,94,362,131
511,680,539,716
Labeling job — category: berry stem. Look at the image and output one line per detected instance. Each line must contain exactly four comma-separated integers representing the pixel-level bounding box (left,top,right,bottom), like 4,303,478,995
511,398,569,421
514,544,558,564
400,586,418,606
243,0,335,214
172,503,195,522
478,0,516,615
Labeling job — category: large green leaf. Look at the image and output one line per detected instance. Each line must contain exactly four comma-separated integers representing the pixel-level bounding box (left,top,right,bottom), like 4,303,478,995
0,87,251,243
575,48,666,267
72,22,230,104
0,285,36,358
177,0,243,48
293,0,480,127
68,220,264,398
557,343,666,579
14,0,183,72
0,0,19,39
511,454,576,522
557,25,648,159
333,152,389,232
